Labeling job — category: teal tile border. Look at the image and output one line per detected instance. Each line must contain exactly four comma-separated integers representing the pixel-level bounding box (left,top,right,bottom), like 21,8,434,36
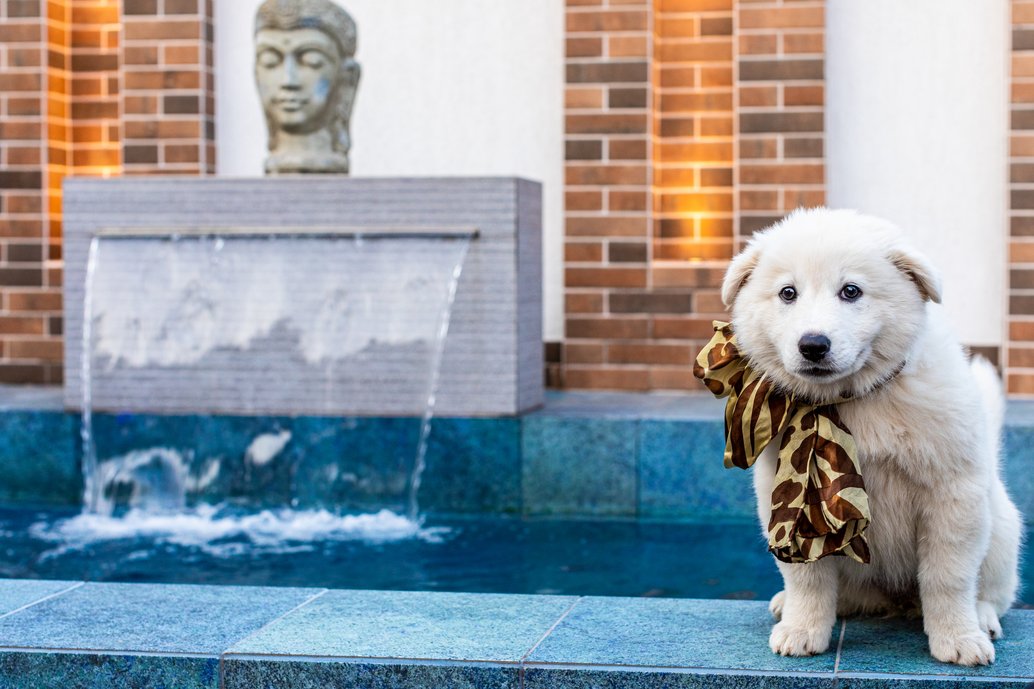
837,613,1034,680
523,667,837,689
223,657,520,689
521,416,638,516
526,598,837,674
225,589,577,662
1,392,1033,520
0,582,322,654
0,579,79,616
0,582,1027,687
0,651,220,689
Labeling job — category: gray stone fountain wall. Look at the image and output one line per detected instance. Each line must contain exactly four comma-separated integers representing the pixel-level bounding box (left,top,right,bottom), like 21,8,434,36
62,177,543,417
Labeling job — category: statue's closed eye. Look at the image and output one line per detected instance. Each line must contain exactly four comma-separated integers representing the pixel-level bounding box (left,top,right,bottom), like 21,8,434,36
257,49,282,69
299,50,330,69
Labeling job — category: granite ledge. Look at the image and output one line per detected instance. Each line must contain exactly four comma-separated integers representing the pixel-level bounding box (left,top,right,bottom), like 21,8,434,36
0,581,1030,688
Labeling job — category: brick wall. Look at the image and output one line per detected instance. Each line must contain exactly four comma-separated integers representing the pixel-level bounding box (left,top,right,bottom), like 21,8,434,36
735,0,824,237
0,0,58,383
1010,0,1034,393
0,0,215,384
560,0,824,392
121,0,214,174
654,0,734,262
563,0,656,390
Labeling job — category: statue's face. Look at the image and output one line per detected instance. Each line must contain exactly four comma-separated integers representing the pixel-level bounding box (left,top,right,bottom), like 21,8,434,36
255,28,342,133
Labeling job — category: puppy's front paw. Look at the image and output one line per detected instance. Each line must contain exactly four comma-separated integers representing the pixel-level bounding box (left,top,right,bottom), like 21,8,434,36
769,620,832,657
976,601,1003,640
769,590,785,621
929,632,995,666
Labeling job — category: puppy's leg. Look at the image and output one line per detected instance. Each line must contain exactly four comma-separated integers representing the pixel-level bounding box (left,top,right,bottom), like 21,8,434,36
976,478,1022,640
917,488,995,666
769,590,785,620
769,558,838,656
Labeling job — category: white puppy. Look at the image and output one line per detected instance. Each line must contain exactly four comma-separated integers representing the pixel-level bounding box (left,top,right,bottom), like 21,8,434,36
722,208,1022,666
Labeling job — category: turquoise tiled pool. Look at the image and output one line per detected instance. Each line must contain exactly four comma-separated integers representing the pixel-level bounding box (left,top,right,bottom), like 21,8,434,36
1,388,1032,686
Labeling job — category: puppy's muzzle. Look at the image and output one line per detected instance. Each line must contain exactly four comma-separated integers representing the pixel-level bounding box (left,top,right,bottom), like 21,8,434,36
798,334,831,362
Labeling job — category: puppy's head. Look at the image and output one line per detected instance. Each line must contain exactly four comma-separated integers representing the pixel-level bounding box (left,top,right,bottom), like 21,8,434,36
722,208,940,402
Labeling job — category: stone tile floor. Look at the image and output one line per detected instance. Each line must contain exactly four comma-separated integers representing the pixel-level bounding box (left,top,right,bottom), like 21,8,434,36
0,579,1031,688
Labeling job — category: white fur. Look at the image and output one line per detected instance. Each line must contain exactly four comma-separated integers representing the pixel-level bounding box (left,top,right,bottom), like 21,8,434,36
724,208,1022,666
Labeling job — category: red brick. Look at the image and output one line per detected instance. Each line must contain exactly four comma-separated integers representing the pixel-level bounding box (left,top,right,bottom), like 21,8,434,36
783,32,824,54
739,6,824,29
565,241,604,262
562,367,651,391
123,19,200,41
565,87,604,109
6,290,61,312
608,139,647,160
607,343,691,365
567,37,602,58
567,317,650,339
566,267,647,288
566,10,648,33
609,35,648,57
6,339,62,362
658,40,733,63
609,190,649,211
565,164,648,186
566,216,650,237
566,113,648,135
739,34,778,55
565,343,605,363
565,292,605,314
740,163,824,185
648,368,697,390
0,316,44,335
566,190,603,211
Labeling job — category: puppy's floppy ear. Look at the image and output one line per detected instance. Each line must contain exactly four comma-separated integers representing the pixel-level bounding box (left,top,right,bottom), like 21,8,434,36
889,246,942,303
721,242,761,306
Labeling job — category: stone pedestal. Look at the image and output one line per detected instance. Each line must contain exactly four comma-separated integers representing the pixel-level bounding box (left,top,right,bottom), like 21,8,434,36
62,177,543,417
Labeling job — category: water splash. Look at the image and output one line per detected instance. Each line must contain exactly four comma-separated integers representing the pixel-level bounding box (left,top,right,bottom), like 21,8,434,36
31,505,448,559
80,237,100,513
407,242,470,520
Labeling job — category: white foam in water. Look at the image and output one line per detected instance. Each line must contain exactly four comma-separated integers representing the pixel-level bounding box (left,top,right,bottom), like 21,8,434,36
31,506,447,559
54,444,448,557
245,430,292,467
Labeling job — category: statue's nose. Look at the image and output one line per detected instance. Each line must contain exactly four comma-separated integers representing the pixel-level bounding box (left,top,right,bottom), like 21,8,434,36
281,56,301,87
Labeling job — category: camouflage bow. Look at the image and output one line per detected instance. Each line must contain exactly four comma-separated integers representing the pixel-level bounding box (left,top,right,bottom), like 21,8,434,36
693,321,871,565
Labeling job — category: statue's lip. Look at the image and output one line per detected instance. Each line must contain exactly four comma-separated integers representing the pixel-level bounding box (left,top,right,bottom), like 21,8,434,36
274,97,308,109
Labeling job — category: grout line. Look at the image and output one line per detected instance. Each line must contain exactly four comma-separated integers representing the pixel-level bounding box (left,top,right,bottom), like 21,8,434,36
519,597,582,665
220,588,329,658
0,581,85,622
835,671,1026,683
519,663,835,678
833,618,846,675
0,647,215,658
220,653,517,668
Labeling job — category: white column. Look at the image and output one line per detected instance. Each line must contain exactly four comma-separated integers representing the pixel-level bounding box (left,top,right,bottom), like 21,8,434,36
826,0,1009,347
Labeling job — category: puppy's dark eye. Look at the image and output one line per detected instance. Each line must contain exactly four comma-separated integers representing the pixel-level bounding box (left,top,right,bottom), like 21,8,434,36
840,284,863,301
779,286,797,303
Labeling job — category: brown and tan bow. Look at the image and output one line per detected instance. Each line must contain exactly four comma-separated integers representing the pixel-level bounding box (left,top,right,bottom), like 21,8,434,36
693,321,871,565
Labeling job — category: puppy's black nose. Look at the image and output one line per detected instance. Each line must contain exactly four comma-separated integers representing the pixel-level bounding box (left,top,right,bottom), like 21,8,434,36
798,334,831,362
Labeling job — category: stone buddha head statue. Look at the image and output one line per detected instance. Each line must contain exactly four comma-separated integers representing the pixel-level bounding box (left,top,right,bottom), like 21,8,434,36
254,0,360,174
